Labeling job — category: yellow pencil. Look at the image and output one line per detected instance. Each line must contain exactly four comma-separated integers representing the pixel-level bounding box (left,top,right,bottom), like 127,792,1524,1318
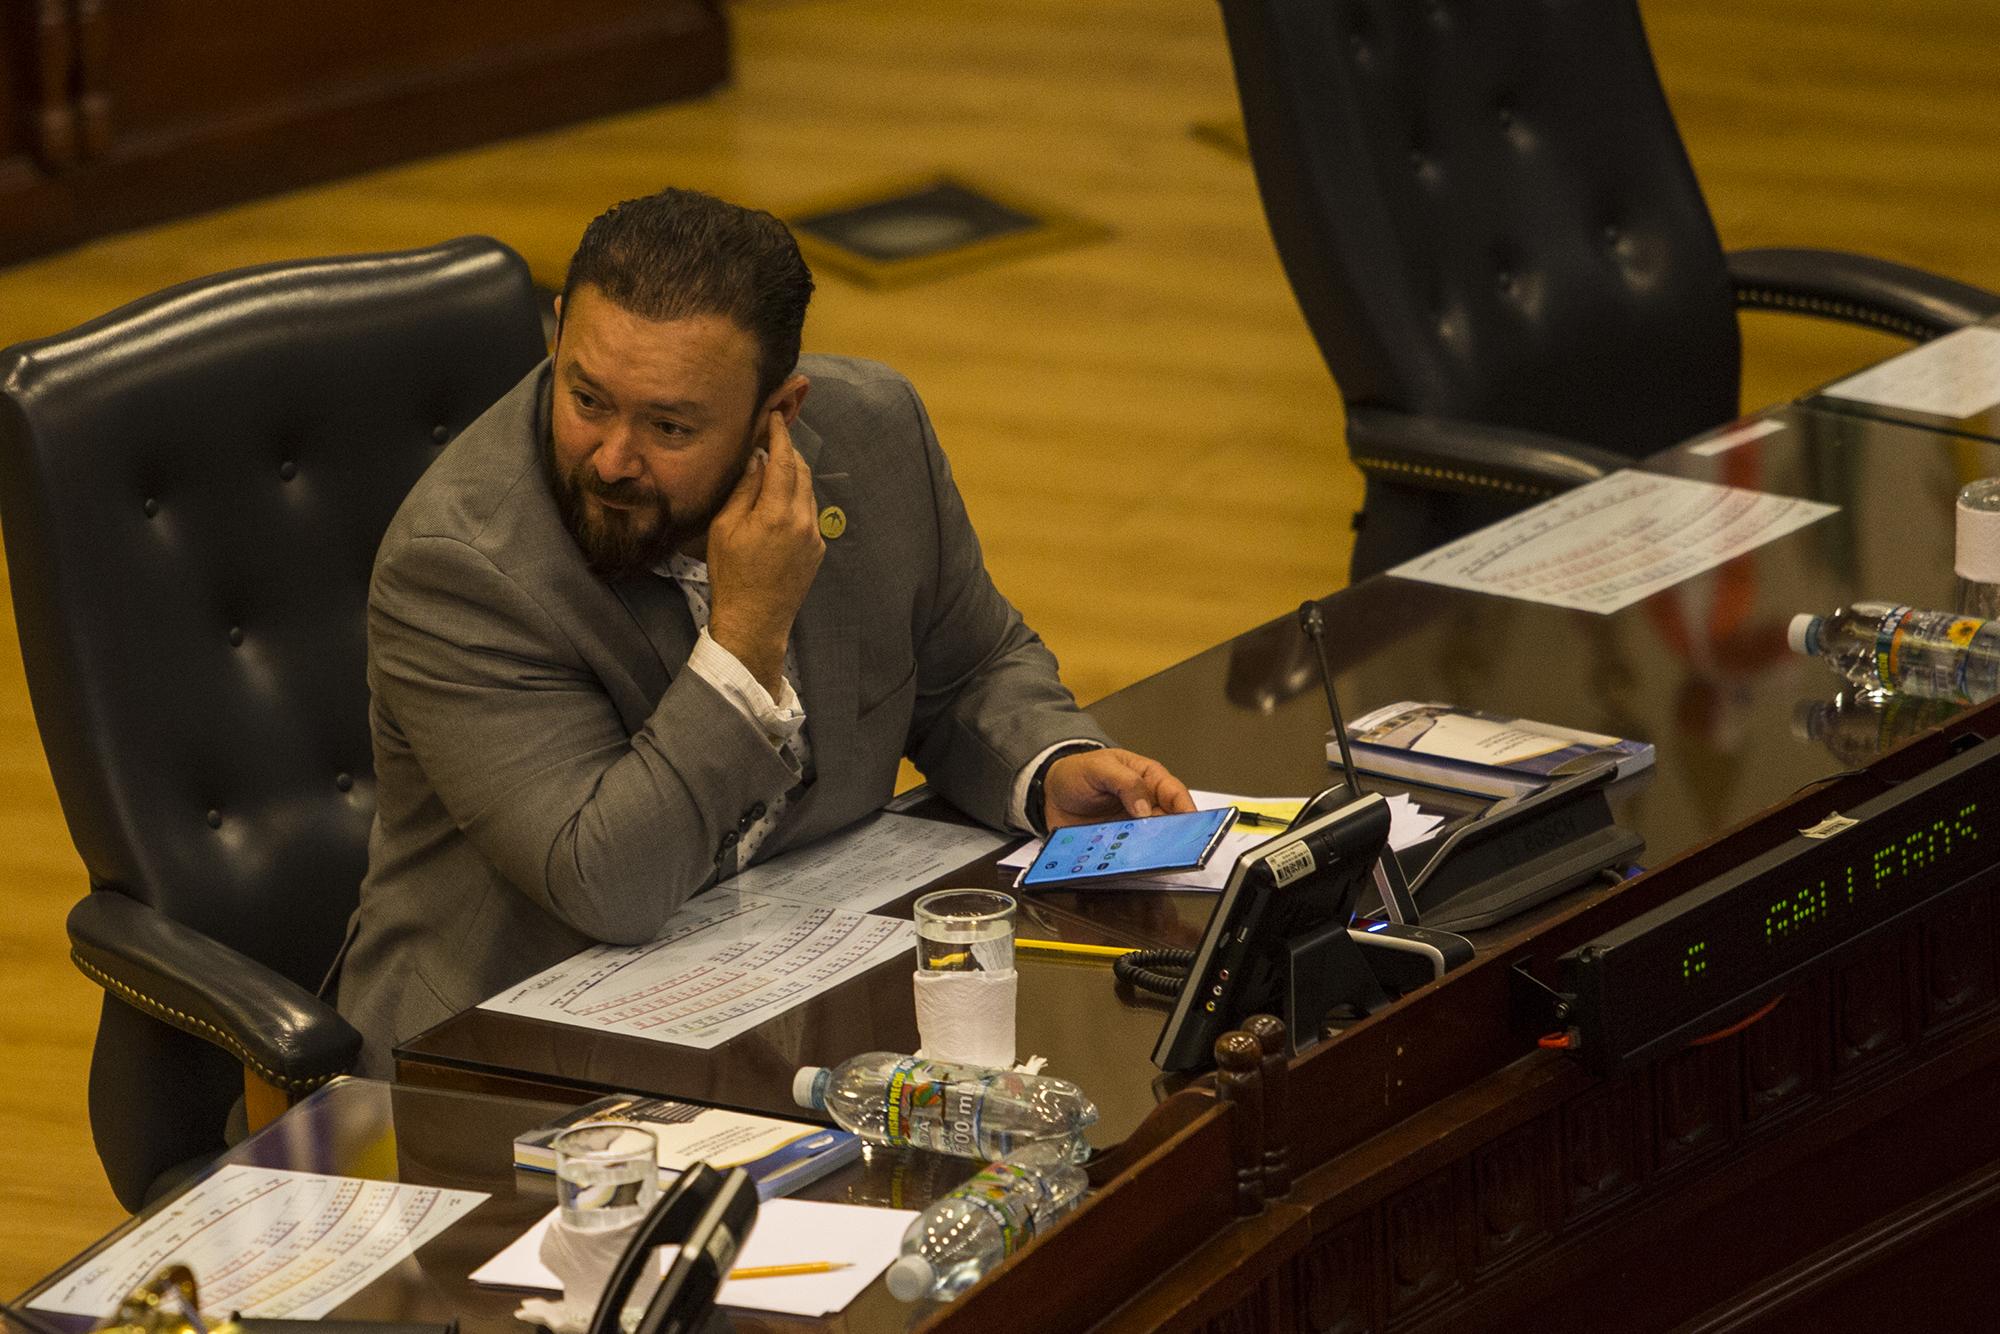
1016,937,1137,959
729,1261,853,1280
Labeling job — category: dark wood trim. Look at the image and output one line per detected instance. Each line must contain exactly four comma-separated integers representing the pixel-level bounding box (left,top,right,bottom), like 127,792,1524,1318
1680,1152,2000,1332
28,0,76,169
0,2,731,265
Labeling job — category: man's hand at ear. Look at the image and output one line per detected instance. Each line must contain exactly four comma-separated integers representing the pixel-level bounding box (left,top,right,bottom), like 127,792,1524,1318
1043,748,1196,830
707,410,824,696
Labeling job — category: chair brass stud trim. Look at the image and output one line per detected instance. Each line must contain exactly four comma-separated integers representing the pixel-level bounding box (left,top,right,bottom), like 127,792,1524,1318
1732,285,1935,343
71,952,336,1093
1350,455,1557,498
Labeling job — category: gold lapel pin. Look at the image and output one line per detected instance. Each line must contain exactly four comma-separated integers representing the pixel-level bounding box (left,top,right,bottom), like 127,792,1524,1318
818,505,848,540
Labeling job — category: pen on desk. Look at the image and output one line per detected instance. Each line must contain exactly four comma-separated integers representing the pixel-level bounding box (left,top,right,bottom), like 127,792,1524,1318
1232,810,1291,827
1016,937,1137,959
729,1261,853,1280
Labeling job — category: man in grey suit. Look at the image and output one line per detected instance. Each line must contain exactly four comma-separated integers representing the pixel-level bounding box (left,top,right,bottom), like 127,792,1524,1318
335,188,1193,1072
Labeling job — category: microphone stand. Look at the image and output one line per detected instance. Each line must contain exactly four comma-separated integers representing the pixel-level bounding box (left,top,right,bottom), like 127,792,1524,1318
1297,600,1475,989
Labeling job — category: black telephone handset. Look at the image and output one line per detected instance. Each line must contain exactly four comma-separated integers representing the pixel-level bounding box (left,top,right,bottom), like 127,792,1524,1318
586,1164,760,1334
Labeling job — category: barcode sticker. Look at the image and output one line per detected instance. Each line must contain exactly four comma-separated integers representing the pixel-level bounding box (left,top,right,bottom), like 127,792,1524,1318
1264,842,1316,886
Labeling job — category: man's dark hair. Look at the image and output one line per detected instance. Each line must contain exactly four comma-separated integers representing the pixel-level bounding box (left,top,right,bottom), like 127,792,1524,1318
560,187,815,405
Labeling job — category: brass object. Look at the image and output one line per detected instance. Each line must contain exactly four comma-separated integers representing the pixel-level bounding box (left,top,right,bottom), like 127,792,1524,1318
97,1266,237,1334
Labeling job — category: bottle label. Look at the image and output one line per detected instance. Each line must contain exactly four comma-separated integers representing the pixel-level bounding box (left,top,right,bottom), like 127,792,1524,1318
882,1058,989,1155
1874,605,1993,703
954,1161,1040,1255
1871,605,1915,688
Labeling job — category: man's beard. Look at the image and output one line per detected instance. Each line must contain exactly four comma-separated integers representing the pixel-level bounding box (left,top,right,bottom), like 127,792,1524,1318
549,430,755,581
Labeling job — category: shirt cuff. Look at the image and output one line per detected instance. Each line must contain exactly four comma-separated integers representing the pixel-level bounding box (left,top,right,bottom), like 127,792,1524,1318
686,628,806,754
1010,739,1103,833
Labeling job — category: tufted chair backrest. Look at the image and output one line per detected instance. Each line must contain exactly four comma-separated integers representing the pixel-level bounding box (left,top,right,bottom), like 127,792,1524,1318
0,238,546,1193
1219,0,1742,457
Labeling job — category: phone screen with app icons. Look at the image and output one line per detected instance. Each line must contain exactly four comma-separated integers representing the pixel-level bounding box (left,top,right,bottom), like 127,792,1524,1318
1016,806,1238,888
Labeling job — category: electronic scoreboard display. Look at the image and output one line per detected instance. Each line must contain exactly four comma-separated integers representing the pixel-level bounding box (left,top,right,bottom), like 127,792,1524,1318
1560,733,2000,1074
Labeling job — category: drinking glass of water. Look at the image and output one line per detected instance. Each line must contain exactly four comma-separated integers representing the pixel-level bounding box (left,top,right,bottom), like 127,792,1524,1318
913,889,1016,973
912,889,1018,1066
553,1124,659,1231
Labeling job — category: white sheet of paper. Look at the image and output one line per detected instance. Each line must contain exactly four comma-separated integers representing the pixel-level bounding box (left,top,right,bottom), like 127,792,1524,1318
480,894,914,1048
1387,471,1836,614
730,812,1009,913
999,791,1444,890
470,1199,916,1317
1822,325,2000,419
1687,417,1786,457
29,1165,486,1320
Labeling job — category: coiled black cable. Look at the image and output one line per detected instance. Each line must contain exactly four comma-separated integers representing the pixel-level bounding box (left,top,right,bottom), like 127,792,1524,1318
1113,947,1195,998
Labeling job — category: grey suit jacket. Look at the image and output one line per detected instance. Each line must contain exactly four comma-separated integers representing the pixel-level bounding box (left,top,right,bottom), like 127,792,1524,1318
334,355,1108,1073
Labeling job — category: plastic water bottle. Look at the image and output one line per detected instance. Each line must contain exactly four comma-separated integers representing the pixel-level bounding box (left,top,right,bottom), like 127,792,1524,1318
1787,602,2000,704
1955,479,2000,618
791,1053,1097,1162
884,1153,1090,1302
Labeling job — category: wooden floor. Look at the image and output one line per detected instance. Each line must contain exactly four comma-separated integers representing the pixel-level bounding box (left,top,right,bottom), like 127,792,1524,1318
2,0,1996,1297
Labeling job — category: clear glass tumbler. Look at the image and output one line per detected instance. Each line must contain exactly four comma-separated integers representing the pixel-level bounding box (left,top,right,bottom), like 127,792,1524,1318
553,1123,659,1232
1956,478,2000,619
913,889,1016,973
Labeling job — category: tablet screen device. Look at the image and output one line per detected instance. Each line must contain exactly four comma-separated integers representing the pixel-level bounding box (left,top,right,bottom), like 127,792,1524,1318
1016,807,1237,888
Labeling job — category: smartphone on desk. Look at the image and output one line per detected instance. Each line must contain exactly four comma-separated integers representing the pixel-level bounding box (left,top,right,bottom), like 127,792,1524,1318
1016,806,1237,888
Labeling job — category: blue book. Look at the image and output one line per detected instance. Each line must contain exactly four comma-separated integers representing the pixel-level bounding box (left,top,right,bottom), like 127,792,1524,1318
1333,701,1654,799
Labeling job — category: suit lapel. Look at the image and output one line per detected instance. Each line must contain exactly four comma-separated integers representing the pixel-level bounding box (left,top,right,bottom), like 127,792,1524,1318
771,412,857,845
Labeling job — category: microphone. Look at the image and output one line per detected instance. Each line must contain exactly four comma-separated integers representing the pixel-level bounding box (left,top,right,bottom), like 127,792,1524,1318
1299,600,1363,801
1296,600,1431,931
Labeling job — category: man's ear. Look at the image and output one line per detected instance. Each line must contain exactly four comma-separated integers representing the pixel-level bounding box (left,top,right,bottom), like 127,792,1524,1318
768,373,810,427
549,293,564,351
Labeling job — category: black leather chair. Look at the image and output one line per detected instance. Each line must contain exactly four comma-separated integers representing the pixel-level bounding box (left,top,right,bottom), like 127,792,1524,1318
0,237,547,1210
1217,0,2000,576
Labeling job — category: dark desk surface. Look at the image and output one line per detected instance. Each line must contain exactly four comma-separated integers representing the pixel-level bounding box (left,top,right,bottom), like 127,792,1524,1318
13,1078,981,1334
403,400,2000,1138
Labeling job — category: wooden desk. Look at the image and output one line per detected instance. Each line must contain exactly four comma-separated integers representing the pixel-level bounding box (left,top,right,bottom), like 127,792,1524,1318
398,398,2000,1329
14,1075,1268,1334
32,398,1999,1331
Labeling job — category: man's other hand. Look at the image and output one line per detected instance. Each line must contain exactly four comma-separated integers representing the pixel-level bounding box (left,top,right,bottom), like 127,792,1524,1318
707,410,825,695
1043,748,1196,830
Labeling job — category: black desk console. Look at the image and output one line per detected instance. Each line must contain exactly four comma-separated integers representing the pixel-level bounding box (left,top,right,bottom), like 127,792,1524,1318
1561,732,2000,1075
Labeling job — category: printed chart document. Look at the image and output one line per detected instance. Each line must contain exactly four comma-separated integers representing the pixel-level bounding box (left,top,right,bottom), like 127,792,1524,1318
481,812,1007,1047
1822,325,2000,419
729,811,1008,913
1388,472,1836,614
482,896,914,1048
472,1198,917,1318
30,1166,486,1320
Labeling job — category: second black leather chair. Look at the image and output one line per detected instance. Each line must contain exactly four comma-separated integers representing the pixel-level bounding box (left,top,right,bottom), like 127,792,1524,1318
1218,0,2000,576
0,237,548,1209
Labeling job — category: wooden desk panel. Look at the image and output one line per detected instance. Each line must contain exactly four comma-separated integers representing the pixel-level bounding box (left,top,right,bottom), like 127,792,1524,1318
0,0,729,265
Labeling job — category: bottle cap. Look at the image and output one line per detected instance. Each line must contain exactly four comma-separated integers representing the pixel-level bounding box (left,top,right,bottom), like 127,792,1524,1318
1958,491,2000,584
1787,614,1818,656
885,1254,935,1302
792,1066,830,1110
